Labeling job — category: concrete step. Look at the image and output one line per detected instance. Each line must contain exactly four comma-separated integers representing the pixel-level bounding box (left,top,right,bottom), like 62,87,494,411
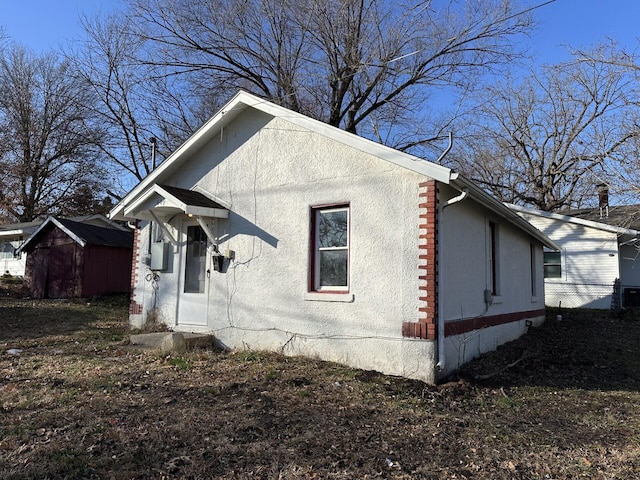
129,332,215,352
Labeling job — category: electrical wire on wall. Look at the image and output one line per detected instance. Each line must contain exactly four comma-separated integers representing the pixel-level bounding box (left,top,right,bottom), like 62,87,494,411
145,268,160,309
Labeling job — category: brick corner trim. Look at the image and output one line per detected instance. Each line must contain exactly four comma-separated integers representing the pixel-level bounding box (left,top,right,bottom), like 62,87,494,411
404,180,439,340
129,220,143,316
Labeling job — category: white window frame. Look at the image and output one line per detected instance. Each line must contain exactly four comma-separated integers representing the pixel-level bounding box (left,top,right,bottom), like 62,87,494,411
543,248,562,279
0,240,16,260
311,205,350,293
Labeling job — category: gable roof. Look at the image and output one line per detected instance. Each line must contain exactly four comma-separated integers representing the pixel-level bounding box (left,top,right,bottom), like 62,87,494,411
0,214,127,239
122,184,230,220
508,203,640,237
110,90,557,249
18,217,133,253
0,220,42,238
561,205,640,231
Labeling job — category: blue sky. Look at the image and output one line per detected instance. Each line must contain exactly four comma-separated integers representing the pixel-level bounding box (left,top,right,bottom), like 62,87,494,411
0,0,123,52
530,0,640,64
0,1,638,62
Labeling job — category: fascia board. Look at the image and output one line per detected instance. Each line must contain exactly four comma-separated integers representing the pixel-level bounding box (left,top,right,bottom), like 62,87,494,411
184,206,229,218
122,186,166,219
110,93,250,220
49,218,87,247
451,176,560,251
0,229,29,237
17,217,86,253
109,90,454,222
120,184,231,220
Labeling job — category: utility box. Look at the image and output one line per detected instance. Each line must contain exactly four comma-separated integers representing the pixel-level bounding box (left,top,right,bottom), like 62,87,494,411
150,242,169,271
624,288,640,308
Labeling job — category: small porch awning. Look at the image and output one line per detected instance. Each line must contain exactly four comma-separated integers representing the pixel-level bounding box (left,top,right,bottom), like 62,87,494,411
121,184,230,246
123,184,230,221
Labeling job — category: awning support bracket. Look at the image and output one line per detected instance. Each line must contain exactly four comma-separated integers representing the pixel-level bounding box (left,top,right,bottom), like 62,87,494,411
149,211,178,245
196,216,218,251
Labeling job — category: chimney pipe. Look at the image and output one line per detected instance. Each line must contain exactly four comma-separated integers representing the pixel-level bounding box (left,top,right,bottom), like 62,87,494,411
150,137,157,170
597,183,609,218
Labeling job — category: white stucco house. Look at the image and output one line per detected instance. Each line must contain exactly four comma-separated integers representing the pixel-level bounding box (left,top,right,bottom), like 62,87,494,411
509,203,640,310
110,91,557,384
0,214,124,277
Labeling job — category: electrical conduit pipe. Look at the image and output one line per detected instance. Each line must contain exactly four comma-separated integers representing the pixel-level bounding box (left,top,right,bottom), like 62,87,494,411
436,188,468,372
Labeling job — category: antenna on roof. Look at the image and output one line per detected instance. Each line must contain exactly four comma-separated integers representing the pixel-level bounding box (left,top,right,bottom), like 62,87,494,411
436,132,453,164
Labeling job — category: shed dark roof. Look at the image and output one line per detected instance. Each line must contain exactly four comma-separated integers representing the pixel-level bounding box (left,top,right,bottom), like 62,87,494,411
561,205,640,232
158,184,227,209
55,218,133,248
18,217,134,253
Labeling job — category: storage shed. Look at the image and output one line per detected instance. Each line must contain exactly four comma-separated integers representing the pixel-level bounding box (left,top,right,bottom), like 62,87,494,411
19,217,134,299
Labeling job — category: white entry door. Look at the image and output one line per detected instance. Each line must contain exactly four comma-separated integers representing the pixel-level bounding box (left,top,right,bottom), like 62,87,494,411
177,223,209,327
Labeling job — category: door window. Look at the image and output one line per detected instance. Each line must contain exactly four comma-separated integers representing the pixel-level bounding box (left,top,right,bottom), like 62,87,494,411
184,225,207,293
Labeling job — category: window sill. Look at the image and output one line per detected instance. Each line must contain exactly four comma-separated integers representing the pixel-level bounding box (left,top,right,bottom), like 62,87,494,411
304,292,354,303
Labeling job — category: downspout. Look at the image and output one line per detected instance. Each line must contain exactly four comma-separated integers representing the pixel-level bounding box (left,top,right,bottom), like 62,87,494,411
436,188,468,372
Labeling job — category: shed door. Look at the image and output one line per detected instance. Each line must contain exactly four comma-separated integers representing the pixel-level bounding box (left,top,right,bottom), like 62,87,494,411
48,243,76,298
31,247,50,299
176,224,209,327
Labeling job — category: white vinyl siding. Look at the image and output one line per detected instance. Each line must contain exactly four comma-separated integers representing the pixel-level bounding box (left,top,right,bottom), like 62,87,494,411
519,213,620,309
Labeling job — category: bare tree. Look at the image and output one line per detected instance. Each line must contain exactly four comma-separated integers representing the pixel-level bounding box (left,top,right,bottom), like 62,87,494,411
71,15,159,192
71,12,217,197
0,46,105,222
571,42,640,203
455,49,638,211
122,0,537,157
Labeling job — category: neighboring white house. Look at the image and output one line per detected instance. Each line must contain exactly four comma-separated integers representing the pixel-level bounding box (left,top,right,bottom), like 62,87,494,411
509,203,640,310
0,220,41,276
110,91,557,384
0,215,127,277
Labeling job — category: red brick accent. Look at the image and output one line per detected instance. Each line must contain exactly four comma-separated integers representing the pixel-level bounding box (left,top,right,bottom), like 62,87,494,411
444,309,545,336
130,302,143,315
403,180,438,340
129,220,143,316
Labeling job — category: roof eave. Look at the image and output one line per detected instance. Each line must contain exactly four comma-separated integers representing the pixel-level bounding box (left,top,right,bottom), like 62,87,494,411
17,217,86,254
109,90,455,221
451,176,560,251
507,203,640,237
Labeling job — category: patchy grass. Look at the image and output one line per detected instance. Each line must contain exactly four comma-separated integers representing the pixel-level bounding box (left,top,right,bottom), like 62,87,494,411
2,297,640,479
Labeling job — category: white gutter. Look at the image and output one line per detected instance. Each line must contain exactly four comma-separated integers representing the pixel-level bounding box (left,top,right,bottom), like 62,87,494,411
436,188,468,372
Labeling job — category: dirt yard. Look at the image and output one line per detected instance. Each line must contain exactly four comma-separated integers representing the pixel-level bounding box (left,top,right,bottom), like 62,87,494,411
1,291,640,479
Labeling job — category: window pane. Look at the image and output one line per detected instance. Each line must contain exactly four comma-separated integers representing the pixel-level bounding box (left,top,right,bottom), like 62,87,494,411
543,250,561,279
544,251,561,264
319,210,348,248
319,250,348,287
184,226,207,293
544,265,562,278
0,242,14,259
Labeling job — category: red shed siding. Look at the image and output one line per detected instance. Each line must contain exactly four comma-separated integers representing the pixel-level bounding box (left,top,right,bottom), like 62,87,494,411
25,228,82,299
82,245,133,297
24,225,132,299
